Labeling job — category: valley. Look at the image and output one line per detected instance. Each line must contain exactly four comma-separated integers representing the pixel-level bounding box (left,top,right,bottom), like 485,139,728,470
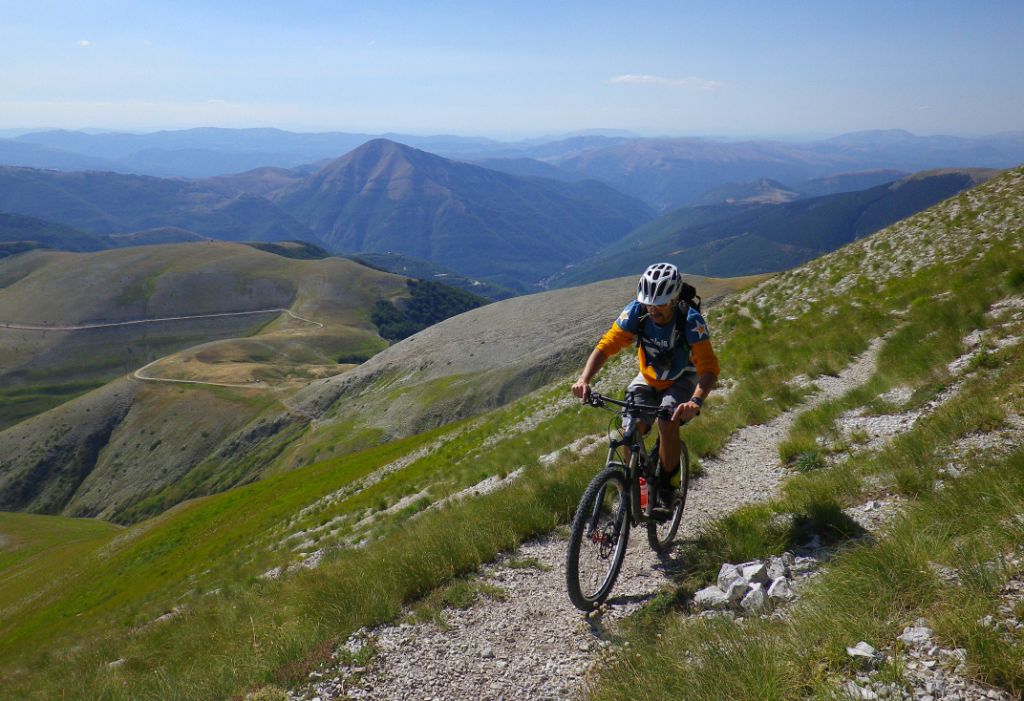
0,129,1021,701
0,165,1019,699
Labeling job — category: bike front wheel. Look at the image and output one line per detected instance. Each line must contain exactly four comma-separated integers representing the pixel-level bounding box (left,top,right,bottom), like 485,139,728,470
647,448,689,553
566,465,631,611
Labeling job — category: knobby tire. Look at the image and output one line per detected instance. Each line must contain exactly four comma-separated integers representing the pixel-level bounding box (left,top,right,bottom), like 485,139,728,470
565,465,630,611
647,448,689,552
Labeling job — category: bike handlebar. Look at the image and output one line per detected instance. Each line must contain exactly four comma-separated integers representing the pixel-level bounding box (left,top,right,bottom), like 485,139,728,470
586,392,674,420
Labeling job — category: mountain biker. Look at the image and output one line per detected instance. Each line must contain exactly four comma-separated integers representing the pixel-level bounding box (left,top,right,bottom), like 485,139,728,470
571,262,719,508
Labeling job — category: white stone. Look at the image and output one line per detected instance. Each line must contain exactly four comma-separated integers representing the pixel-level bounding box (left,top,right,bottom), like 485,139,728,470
741,562,770,585
717,563,742,591
725,578,748,603
842,681,878,699
694,585,730,610
897,625,933,647
766,556,788,580
846,641,878,659
740,583,767,613
767,577,795,601
107,658,126,669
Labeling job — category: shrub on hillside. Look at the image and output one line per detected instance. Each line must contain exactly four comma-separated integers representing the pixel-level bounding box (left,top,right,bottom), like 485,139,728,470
372,280,488,342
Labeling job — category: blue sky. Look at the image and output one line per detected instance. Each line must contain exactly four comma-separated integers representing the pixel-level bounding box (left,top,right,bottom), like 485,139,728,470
2,0,1022,138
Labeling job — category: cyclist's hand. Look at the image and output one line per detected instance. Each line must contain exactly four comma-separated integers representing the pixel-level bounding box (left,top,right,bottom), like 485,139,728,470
571,378,591,402
672,401,701,423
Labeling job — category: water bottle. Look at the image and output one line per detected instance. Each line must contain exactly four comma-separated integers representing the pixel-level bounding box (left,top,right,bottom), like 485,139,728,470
639,477,648,510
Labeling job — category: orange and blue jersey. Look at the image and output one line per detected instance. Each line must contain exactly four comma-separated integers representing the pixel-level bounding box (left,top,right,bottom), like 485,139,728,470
596,301,720,390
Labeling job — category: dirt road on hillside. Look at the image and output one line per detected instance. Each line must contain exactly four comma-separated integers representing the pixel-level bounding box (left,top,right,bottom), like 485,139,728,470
0,307,322,332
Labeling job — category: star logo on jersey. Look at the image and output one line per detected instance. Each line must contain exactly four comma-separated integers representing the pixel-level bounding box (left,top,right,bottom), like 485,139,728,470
618,310,630,323
694,322,708,338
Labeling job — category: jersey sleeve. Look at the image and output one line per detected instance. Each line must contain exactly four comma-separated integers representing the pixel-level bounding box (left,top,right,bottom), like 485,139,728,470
685,307,719,378
691,339,720,378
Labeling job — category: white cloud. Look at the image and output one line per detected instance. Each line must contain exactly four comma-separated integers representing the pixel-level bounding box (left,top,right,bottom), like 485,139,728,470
608,74,721,90
78,39,91,48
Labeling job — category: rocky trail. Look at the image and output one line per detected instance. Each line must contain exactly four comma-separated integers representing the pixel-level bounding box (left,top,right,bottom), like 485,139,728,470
290,288,1024,701
292,339,887,701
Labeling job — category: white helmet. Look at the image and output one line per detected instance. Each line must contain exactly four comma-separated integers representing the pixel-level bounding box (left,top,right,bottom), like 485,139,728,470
636,263,682,306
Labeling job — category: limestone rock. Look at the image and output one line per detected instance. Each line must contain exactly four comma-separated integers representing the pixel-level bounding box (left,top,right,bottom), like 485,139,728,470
725,578,748,603
741,562,770,585
767,556,789,580
740,583,767,612
846,641,878,660
694,585,730,610
767,576,795,601
717,563,742,591
897,625,933,647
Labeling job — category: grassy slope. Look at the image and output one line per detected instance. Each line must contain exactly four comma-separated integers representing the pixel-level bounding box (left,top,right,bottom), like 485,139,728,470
588,168,1024,699
0,512,122,629
0,241,405,401
0,243,414,518
0,167,1019,699
266,274,763,474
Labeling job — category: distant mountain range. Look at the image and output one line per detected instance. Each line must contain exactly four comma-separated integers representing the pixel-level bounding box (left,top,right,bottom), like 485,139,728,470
2,127,1023,210
549,169,999,286
0,140,654,292
2,126,1018,293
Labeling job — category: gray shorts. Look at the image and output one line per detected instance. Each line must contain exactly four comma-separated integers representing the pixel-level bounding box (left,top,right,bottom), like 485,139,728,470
624,373,697,415
622,372,696,409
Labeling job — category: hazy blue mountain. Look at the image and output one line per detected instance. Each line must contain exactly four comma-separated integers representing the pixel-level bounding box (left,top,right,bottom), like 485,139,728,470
14,127,371,160
348,252,518,300
471,157,576,182
0,211,109,253
550,169,997,285
0,166,322,245
0,211,218,256
0,138,122,172
196,166,308,197
274,139,654,290
696,171,913,204
797,169,910,197
695,178,802,205
810,129,1024,170
514,133,1024,210
12,129,506,178
107,227,211,247
546,138,857,210
7,128,1024,205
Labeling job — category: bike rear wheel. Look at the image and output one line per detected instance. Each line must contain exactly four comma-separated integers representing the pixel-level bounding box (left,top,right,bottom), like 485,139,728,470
647,448,689,552
566,465,631,611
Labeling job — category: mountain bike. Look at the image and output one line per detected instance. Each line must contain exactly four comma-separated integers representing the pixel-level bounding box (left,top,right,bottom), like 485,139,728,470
565,392,691,612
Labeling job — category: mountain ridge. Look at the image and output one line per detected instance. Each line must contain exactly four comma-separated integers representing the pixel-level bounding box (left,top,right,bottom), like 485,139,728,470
551,168,1000,285
274,139,654,288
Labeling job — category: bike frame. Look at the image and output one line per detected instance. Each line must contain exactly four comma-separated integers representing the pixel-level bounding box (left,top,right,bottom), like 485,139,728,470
591,393,665,526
